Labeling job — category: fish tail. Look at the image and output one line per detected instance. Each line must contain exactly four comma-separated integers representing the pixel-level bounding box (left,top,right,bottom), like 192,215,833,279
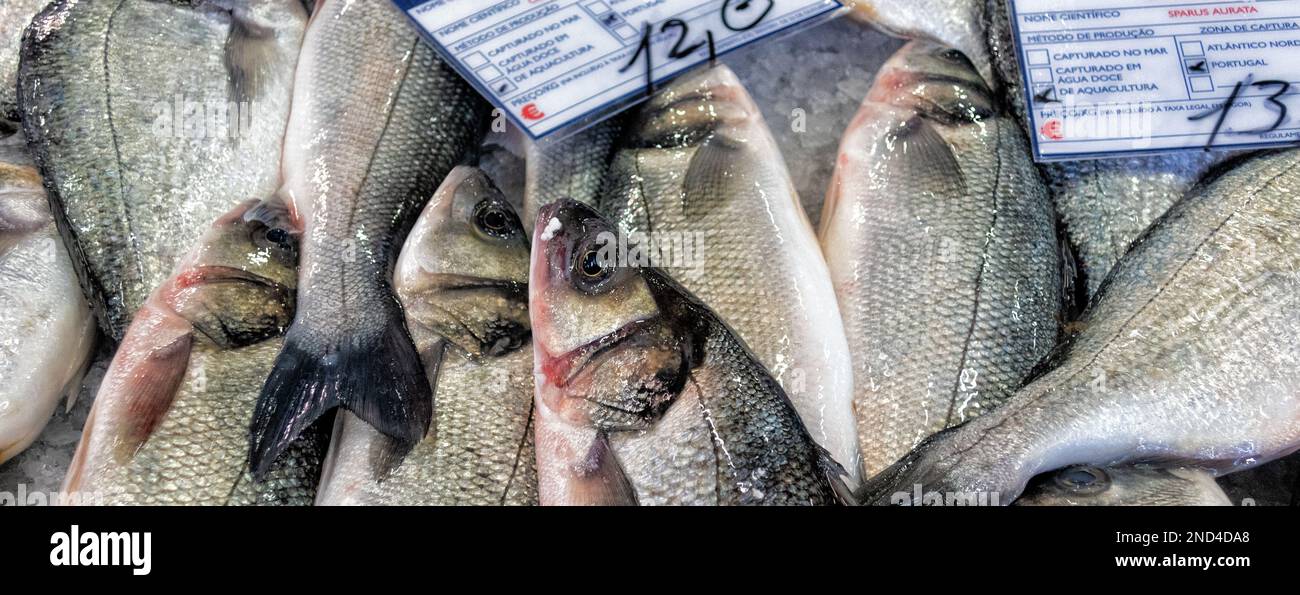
248,311,432,478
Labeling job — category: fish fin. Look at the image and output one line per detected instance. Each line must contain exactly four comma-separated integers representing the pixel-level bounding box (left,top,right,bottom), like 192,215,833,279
571,432,639,506
118,327,192,452
891,116,967,197
249,312,433,478
60,397,100,498
818,448,859,506
224,9,276,104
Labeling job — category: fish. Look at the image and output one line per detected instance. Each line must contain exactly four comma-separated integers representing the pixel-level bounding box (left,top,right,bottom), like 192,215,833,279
522,116,625,231
859,149,1300,505
316,167,536,506
0,122,96,464
249,0,491,476
62,199,326,505
1015,465,1231,506
819,41,1060,477
984,0,1233,302
530,199,849,506
596,65,862,484
17,0,308,340
844,0,994,87
0,0,47,119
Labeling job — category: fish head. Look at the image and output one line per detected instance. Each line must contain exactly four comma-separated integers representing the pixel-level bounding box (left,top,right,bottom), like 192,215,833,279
1015,465,1230,506
867,40,995,126
625,65,756,152
396,166,531,358
169,199,299,348
531,199,696,433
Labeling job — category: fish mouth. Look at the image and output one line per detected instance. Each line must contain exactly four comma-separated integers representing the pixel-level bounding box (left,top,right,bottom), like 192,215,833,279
422,273,527,298
177,265,291,296
537,316,662,422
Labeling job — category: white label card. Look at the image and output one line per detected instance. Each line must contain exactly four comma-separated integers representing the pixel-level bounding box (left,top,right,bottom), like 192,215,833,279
393,0,843,140
1008,0,1300,160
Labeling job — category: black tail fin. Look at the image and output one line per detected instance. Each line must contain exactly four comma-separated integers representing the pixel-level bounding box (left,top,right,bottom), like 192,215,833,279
248,312,432,477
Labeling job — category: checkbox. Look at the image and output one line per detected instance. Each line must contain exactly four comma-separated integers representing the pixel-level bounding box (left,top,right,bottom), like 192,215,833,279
1027,49,1050,66
1180,40,1205,56
615,24,638,39
464,53,488,68
1033,84,1059,103
476,65,503,81
1185,58,1209,74
1030,67,1053,83
583,0,611,13
491,80,517,95
1189,76,1214,92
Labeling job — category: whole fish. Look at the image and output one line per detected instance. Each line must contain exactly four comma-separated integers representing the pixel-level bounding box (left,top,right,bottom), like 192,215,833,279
820,42,1060,477
597,65,861,484
860,149,1300,504
0,0,47,118
984,0,1232,302
249,0,490,475
317,167,536,506
522,117,625,231
1015,465,1231,506
844,0,993,87
531,199,848,506
63,199,325,505
18,0,307,339
0,123,95,464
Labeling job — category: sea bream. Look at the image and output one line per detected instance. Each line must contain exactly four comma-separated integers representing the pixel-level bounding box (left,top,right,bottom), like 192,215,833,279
860,149,1300,504
1015,465,1232,506
0,122,95,464
248,0,490,475
531,199,849,506
63,199,325,505
596,65,861,484
317,167,536,506
819,41,1060,476
18,0,307,339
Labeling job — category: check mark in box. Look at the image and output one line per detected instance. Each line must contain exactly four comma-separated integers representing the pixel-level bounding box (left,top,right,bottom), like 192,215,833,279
1030,67,1053,83
1181,40,1205,57
1189,76,1215,93
1027,49,1050,66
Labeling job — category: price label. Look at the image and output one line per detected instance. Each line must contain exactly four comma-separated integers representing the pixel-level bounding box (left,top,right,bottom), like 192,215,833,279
1007,0,1300,161
393,0,843,139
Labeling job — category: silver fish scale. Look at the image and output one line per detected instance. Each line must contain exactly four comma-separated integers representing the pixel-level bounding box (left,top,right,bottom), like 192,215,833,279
1044,155,1222,299
523,117,624,230
95,340,323,505
320,347,538,506
831,114,1060,476
864,149,1300,502
613,311,839,505
285,1,486,346
18,0,304,339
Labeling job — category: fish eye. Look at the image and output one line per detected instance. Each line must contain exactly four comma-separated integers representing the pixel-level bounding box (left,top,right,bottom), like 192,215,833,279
569,235,619,293
581,249,606,278
474,199,520,239
265,227,290,246
1054,466,1110,493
